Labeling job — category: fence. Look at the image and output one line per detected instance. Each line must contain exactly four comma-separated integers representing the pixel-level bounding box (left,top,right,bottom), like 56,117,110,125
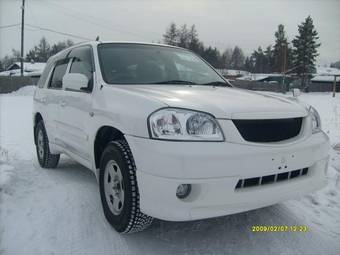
231,80,339,93
0,77,338,94
308,82,340,92
230,80,286,93
0,76,38,94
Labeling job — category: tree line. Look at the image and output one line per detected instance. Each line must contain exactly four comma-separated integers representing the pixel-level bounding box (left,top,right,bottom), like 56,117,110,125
162,23,246,70
0,38,74,71
163,16,321,86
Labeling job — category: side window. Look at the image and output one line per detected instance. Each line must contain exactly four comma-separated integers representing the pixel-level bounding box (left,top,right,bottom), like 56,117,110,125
49,59,69,89
37,59,53,88
68,46,94,91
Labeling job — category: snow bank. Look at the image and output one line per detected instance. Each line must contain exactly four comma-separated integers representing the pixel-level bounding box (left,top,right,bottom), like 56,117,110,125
0,90,339,255
8,85,36,96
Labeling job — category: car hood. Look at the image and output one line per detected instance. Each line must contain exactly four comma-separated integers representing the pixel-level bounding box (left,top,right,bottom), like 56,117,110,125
115,85,308,119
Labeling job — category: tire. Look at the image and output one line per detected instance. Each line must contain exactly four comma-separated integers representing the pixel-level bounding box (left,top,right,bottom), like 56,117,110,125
35,120,60,168
99,140,153,233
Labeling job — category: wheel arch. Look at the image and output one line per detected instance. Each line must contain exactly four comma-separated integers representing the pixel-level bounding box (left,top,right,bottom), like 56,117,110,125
94,125,126,170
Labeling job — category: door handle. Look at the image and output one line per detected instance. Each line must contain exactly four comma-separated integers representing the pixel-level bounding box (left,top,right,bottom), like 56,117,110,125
41,98,47,104
60,101,67,107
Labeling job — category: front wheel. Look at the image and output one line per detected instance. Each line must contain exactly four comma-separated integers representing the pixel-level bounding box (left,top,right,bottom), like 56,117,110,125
99,140,153,233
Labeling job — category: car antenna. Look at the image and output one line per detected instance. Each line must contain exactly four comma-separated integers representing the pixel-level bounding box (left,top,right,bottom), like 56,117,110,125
95,36,100,41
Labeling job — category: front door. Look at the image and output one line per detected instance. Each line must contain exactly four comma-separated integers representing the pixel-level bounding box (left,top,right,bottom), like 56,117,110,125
57,45,94,162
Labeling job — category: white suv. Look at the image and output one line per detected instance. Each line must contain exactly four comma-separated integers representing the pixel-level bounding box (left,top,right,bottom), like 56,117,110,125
33,41,330,233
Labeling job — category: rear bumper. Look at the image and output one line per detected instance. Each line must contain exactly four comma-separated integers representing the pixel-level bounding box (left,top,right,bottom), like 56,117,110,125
126,132,330,221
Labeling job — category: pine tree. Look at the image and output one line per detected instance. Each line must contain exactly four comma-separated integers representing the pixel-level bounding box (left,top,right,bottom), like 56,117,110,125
292,16,321,88
178,24,189,48
163,22,178,46
273,24,289,73
230,46,245,70
201,46,222,68
244,57,253,72
36,37,50,62
187,25,200,54
264,45,274,73
251,47,267,73
221,48,233,69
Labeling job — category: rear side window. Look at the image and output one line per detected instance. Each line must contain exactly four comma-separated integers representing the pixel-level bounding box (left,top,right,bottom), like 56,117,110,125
49,59,69,89
68,46,94,91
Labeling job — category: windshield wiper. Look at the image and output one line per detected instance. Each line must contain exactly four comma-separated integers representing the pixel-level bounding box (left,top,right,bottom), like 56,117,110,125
152,80,197,85
202,81,229,86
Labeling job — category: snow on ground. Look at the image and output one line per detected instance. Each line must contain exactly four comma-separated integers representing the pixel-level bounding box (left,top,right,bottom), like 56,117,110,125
0,86,340,255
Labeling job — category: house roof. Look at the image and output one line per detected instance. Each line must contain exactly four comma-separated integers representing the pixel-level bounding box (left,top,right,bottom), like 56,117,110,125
311,66,340,82
0,69,43,77
7,62,46,72
316,66,340,76
217,69,250,76
237,73,283,81
311,75,340,82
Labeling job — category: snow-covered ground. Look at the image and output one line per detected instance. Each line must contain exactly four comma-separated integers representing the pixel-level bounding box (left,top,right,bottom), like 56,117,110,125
0,86,339,255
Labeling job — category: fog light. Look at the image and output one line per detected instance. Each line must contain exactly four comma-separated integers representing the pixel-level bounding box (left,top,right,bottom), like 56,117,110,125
176,184,191,199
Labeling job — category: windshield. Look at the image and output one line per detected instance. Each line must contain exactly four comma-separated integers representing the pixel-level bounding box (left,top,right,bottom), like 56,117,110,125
97,43,228,85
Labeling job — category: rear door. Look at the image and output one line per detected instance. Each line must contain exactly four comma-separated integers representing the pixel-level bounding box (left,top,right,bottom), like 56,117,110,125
42,58,70,145
57,45,94,161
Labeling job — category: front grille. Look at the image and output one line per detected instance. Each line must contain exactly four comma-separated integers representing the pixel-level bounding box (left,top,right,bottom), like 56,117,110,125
235,168,309,189
233,118,302,142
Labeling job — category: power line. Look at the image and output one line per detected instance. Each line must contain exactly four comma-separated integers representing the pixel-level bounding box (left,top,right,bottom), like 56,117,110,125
0,23,21,29
42,0,153,40
26,2,45,39
25,24,92,41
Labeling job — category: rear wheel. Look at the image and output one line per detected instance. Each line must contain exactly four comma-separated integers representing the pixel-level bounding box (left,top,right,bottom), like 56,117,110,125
35,121,60,168
99,140,153,233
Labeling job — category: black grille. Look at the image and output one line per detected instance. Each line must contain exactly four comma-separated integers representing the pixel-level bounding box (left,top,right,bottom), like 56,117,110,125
235,168,309,189
233,118,302,142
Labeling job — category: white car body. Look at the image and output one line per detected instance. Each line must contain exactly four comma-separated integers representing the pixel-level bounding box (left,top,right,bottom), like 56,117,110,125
33,41,330,222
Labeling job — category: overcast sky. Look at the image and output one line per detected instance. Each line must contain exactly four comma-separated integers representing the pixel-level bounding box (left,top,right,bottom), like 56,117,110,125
0,0,339,65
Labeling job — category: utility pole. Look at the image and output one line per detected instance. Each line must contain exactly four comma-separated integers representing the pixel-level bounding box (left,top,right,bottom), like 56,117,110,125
20,0,25,76
282,43,287,92
333,75,339,98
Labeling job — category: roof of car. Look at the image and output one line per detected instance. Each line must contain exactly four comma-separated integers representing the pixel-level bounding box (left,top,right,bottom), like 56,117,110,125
49,41,184,62
96,41,182,48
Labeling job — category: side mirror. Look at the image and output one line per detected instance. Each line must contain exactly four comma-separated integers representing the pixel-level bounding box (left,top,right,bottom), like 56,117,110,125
63,73,89,92
292,88,301,97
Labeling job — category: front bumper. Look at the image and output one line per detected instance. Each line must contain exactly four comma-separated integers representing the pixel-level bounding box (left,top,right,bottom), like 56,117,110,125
125,132,330,221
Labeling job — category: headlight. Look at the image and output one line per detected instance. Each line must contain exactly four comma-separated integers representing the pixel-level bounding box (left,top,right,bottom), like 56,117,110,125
309,106,321,133
148,108,224,141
